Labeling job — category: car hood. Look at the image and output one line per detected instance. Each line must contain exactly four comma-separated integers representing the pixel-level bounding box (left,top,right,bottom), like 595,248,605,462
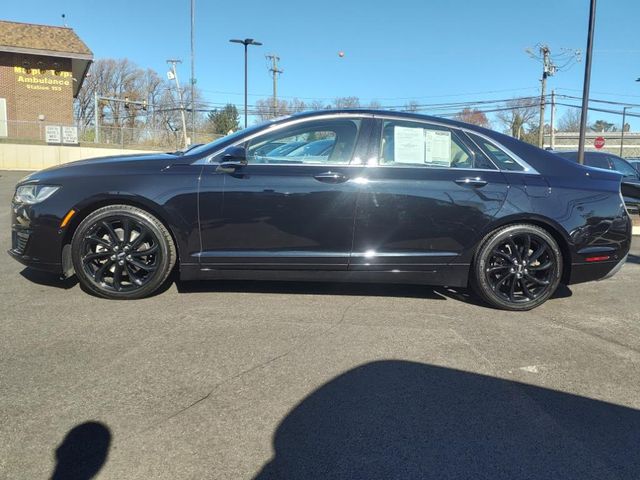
51,151,177,168
18,152,180,184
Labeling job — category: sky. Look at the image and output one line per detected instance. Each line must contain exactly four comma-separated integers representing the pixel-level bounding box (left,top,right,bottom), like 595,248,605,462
3,0,640,129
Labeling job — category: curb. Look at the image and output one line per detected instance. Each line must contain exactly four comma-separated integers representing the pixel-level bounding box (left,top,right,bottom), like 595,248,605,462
634,226,640,236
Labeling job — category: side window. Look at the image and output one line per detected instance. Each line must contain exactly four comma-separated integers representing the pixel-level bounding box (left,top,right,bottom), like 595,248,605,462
244,119,361,165
584,155,610,170
466,133,525,172
379,120,495,169
609,156,639,178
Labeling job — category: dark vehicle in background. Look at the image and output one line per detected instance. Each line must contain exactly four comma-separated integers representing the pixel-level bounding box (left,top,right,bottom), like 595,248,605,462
251,141,286,157
9,110,631,311
263,140,307,157
287,138,334,157
553,151,640,216
626,158,640,174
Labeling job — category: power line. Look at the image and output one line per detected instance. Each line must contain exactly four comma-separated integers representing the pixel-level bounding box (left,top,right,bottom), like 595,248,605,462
195,86,541,103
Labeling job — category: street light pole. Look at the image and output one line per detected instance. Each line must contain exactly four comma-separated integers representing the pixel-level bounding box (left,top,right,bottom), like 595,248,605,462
577,0,597,165
620,106,630,157
230,38,262,128
190,0,196,143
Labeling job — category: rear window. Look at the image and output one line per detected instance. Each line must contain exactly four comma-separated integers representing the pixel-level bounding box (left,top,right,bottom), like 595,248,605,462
466,133,525,171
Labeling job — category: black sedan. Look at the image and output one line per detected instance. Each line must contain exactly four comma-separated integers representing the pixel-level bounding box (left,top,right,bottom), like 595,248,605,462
553,150,640,216
9,110,632,310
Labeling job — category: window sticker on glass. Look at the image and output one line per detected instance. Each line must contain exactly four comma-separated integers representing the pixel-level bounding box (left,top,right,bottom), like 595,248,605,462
393,126,425,164
425,130,451,166
392,125,452,166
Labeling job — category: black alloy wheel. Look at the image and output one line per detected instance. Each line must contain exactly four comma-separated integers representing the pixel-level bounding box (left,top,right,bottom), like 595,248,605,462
472,224,562,311
71,205,176,299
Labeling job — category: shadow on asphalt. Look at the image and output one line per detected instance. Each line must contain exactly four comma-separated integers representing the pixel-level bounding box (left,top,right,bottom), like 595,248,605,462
50,421,111,480
176,280,572,306
18,267,573,307
254,360,640,479
177,279,448,300
20,268,78,289
626,253,640,265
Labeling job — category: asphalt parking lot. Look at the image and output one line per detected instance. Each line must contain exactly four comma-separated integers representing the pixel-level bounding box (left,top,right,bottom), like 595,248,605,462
1,169,639,479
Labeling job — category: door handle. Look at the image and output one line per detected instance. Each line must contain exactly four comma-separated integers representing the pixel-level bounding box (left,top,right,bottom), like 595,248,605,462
313,172,348,183
455,177,488,187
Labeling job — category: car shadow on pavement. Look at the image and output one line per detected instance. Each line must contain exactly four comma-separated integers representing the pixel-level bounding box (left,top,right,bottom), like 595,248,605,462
176,280,572,308
253,360,640,480
626,253,640,264
176,279,448,301
20,268,78,289
50,421,111,480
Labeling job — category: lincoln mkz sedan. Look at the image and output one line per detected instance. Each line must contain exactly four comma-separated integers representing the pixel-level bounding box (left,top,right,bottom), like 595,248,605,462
9,110,632,310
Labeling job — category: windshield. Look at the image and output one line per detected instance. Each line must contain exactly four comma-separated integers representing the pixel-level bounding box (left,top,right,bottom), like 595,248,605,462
184,122,270,156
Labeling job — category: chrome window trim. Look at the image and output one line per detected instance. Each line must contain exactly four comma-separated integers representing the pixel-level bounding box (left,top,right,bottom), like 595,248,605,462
193,113,373,165
372,165,502,173
459,130,539,175
372,113,540,175
194,111,541,175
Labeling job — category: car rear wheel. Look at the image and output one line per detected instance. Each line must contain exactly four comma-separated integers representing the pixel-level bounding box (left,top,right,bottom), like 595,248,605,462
472,224,562,311
71,205,176,299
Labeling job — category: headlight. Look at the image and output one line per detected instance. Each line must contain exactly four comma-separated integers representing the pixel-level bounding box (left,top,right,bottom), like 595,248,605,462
13,184,60,204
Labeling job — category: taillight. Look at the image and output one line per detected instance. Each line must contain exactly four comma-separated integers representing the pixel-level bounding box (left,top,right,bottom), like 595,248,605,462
585,255,610,262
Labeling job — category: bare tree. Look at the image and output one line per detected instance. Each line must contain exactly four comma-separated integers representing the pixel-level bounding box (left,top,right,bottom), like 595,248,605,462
288,98,307,114
333,96,360,108
557,108,582,132
496,98,538,139
254,98,307,122
309,99,330,111
74,58,203,147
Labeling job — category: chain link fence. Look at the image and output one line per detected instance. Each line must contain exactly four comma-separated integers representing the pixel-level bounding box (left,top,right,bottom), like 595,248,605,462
0,120,222,151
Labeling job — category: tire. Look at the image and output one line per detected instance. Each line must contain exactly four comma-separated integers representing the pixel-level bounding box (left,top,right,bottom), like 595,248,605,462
71,205,176,299
471,224,562,311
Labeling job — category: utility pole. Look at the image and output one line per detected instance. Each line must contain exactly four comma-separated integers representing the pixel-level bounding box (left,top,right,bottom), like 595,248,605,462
620,106,630,157
578,0,597,165
167,59,189,148
527,44,580,147
190,0,196,143
550,90,556,150
537,45,554,148
266,54,283,117
94,90,100,143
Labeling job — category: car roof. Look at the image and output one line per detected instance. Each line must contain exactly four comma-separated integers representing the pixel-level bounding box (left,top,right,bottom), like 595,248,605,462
281,108,475,131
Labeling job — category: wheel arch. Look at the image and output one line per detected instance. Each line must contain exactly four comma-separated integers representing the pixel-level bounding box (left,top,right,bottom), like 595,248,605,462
474,215,573,285
61,194,182,273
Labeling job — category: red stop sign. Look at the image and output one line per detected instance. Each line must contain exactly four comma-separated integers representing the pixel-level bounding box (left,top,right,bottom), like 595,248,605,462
594,136,606,149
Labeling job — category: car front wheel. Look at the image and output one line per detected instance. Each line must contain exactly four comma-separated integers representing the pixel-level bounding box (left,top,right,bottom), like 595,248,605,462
472,224,562,311
71,205,176,299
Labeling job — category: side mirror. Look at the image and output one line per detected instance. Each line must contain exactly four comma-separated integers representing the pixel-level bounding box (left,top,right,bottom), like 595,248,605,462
216,146,247,173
